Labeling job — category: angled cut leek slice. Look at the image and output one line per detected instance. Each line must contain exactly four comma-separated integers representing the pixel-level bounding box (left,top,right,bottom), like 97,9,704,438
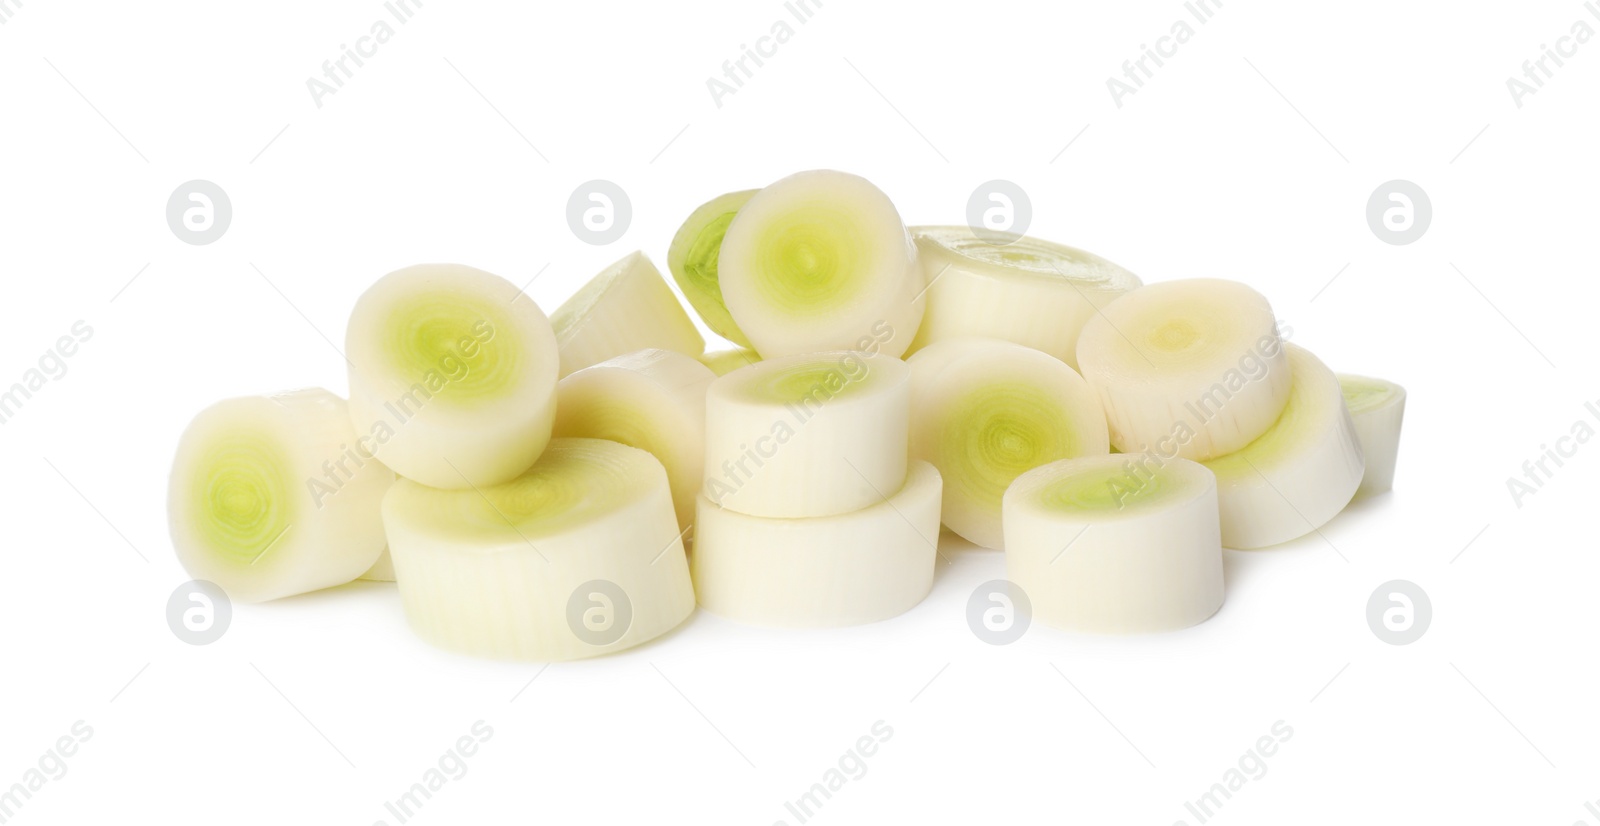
692,461,942,628
383,438,694,661
169,389,394,603
552,349,716,533
703,350,910,518
551,251,705,377
1076,278,1291,461
346,263,559,489
905,226,1141,370
908,338,1109,549
667,189,758,348
718,170,924,359
1338,374,1405,497
697,347,761,377
1204,345,1364,549
1004,454,1223,633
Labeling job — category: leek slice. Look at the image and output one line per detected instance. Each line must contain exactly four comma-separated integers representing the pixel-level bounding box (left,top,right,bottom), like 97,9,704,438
1338,374,1406,497
696,347,761,377
667,189,758,348
551,251,706,377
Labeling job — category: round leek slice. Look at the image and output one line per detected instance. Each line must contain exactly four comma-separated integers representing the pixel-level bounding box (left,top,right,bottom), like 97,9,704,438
1076,278,1291,461
697,347,761,377
1004,455,1223,633
1338,374,1406,497
692,461,942,628
169,389,394,603
552,349,716,533
718,170,924,359
382,438,695,661
703,350,910,518
667,189,758,348
1203,345,1364,549
551,251,706,377
346,263,559,489
905,226,1142,370
909,338,1110,549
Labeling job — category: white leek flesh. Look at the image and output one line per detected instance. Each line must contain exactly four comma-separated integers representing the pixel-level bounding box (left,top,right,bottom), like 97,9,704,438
906,226,1141,370
553,349,716,533
703,350,910,518
1203,345,1364,549
345,263,560,489
359,548,396,582
1338,374,1406,497
692,461,942,628
1076,278,1291,461
1004,454,1223,633
697,347,761,377
551,251,706,377
718,170,925,359
908,338,1110,549
169,389,394,603
382,438,695,661
667,189,758,348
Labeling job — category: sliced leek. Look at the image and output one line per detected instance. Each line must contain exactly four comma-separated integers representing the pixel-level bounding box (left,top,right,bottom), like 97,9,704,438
551,251,706,377
359,548,396,582
703,350,910,518
667,189,758,348
382,438,695,661
1004,455,1223,633
1076,278,1291,461
697,347,761,377
692,461,942,628
908,338,1110,549
346,263,560,489
1338,374,1406,497
718,170,924,359
1203,345,1364,549
905,226,1141,370
552,349,716,533
169,389,394,603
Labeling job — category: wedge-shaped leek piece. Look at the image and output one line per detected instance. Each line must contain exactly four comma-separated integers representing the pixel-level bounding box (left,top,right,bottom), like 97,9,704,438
1338,374,1405,498
1203,345,1364,549
667,189,758,348
1076,278,1291,461
346,263,559,489
718,170,924,359
383,438,695,661
692,461,942,627
169,389,393,603
1004,455,1223,633
553,349,716,533
551,251,705,377
905,226,1141,370
703,350,910,518
697,346,761,377
909,338,1109,549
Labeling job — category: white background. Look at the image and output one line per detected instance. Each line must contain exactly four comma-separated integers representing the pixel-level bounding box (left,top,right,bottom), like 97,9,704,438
2,0,1596,823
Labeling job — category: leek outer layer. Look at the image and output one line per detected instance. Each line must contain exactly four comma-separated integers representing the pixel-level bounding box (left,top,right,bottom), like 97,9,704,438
1004,455,1223,633
667,189,758,348
551,251,706,377
1076,278,1291,461
905,226,1141,370
382,438,694,661
346,263,560,489
1203,345,1365,549
169,388,394,603
1337,374,1406,497
691,461,942,628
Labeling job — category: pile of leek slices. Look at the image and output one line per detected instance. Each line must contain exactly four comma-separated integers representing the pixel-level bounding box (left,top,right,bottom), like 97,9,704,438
168,169,1404,657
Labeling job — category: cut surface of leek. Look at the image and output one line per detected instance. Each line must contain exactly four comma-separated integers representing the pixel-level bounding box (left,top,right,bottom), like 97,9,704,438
718,170,924,359
1204,345,1364,549
169,389,394,603
703,350,910,518
346,263,559,489
908,338,1110,549
697,347,761,377
553,349,716,533
667,189,758,348
692,461,942,628
905,226,1141,370
382,438,694,661
1338,374,1405,497
551,251,706,377
1076,278,1290,461
1004,454,1223,633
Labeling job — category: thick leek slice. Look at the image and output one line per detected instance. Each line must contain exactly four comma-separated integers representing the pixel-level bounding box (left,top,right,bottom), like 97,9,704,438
1338,374,1405,497
551,251,706,377
667,189,758,348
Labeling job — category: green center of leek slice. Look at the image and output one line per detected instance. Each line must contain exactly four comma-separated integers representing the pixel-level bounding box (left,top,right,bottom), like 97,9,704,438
189,432,295,566
384,291,519,405
941,381,1079,510
753,205,869,312
747,358,874,404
